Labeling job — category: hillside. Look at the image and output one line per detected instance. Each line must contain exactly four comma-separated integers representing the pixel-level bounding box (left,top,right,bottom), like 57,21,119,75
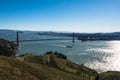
0,38,17,56
0,53,98,80
36,31,120,40
1,53,120,80
99,71,120,80
24,52,98,79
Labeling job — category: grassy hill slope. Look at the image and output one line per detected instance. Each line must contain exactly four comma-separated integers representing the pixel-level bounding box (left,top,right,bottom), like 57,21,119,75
0,53,98,80
24,53,98,79
99,71,120,80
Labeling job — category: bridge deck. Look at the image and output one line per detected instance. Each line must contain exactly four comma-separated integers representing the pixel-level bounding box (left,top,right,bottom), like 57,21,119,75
11,38,72,42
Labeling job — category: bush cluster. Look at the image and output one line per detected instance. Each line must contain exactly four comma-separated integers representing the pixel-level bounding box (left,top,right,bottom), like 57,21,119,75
17,53,29,57
45,51,67,59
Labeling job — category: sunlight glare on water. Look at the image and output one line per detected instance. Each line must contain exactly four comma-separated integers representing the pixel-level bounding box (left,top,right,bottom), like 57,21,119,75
85,41,120,73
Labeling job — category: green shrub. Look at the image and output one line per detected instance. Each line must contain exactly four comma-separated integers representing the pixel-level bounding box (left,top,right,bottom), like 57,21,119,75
45,52,67,59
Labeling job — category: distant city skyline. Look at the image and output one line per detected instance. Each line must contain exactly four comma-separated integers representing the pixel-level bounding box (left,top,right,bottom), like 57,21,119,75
0,0,120,32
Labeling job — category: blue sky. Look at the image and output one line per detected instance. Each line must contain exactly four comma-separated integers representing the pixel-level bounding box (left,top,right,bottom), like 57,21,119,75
0,0,120,32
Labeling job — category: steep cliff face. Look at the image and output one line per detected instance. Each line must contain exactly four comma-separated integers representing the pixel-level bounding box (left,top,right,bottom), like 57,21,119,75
0,38,17,56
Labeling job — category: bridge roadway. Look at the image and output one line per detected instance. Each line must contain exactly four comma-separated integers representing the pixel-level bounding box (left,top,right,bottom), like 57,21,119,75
11,38,72,42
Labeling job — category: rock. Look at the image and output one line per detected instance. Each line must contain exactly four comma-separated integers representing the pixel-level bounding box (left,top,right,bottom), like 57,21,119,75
0,38,17,57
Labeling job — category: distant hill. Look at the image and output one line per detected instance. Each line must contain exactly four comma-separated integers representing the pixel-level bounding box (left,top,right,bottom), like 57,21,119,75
0,29,15,32
37,31,120,41
0,29,120,41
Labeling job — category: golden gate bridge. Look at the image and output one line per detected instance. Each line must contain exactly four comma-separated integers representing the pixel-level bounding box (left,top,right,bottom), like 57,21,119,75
12,32,76,47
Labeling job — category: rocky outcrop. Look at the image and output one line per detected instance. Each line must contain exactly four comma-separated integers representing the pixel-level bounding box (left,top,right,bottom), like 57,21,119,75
0,38,17,56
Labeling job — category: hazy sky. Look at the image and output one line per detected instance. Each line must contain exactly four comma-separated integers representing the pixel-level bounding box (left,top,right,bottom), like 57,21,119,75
0,0,120,32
